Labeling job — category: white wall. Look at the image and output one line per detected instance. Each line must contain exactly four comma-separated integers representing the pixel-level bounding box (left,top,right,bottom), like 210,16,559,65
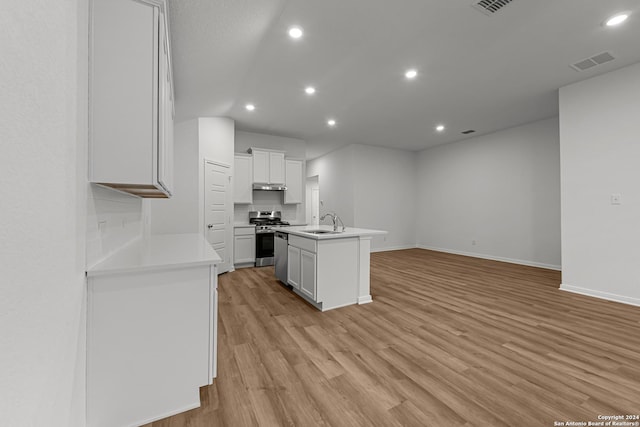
307,145,357,227
87,186,144,267
353,145,418,251
235,131,306,158
146,117,234,270
559,62,640,306
234,131,307,224
148,119,200,234
307,145,418,251
305,176,320,225
199,118,235,271
416,118,561,269
0,0,87,425
198,117,235,233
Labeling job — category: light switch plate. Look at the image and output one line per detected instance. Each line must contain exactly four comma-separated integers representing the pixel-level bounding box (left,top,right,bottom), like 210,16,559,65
611,193,621,205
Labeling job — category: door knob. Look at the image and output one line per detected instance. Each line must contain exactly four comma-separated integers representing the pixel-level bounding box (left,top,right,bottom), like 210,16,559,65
207,224,214,229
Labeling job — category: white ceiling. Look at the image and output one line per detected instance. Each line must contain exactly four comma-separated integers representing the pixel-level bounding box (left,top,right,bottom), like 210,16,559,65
167,0,640,159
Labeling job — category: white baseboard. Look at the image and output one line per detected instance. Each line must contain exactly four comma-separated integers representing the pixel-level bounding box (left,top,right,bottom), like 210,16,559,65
233,263,253,270
129,401,201,427
357,295,373,304
416,245,561,271
321,300,360,312
560,284,640,307
371,244,417,253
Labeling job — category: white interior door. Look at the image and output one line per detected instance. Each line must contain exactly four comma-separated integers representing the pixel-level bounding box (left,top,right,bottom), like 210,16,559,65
311,188,320,226
205,161,231,273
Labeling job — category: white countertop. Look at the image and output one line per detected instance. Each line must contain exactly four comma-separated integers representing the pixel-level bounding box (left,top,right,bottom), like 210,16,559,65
87,233,221,277
234,223,308,227
276,225,387,240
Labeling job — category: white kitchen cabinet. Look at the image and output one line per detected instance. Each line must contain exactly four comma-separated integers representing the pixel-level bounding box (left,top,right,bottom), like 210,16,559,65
269,151,286,184
249,148,285,185
86,234,220,427
158,19,174,194
234,226,256,266
284,158,304,204
288,235,317,300
300,249,317,300
89,0,174,198
233,154,253,204
252,150,269,184
287,245,301,290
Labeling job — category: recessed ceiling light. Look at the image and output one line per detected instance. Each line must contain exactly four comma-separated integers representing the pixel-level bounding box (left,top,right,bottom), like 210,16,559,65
305,86,316,95
405,69,418,79
245,104,255,111
435,124,445,132
605,13,629,27
288,26,303,39
327,119,336,127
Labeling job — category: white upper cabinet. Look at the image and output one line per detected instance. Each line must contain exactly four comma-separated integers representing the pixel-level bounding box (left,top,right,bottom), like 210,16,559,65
284,159,303,204
251,150,269,184
233,154,253,204
89,0,174,198
249,148,285,185
158,15,174,195
269,152,285,185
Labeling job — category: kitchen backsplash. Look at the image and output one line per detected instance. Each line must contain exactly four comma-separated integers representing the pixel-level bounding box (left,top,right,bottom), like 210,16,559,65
234,190,304,224
86,184,144,268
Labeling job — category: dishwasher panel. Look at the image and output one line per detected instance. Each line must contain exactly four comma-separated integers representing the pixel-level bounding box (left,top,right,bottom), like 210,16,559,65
274,232,288,284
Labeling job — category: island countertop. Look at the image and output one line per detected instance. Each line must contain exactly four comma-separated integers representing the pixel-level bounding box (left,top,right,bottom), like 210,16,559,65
87,233,221,277
276,225,387,240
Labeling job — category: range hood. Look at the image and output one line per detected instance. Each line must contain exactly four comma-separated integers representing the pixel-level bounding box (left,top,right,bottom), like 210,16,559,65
253,184,287,191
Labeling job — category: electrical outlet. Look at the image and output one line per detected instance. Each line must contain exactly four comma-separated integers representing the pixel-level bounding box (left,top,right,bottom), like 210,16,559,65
472,240,477,246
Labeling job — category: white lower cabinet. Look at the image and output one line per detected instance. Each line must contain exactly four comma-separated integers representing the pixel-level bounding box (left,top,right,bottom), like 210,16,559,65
87,265,218,427
288,235,317,301
300,249,317,300
287,245,301,290
234,227,255,267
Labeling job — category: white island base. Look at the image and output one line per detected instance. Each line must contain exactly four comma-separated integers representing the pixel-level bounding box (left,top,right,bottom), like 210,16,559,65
282,226,385,311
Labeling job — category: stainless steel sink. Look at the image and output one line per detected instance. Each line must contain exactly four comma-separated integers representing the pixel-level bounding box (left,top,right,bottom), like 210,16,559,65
303,229,340,234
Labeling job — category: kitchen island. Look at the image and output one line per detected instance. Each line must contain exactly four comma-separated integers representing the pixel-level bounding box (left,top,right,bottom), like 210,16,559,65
276,225,386,311
86,234,221,427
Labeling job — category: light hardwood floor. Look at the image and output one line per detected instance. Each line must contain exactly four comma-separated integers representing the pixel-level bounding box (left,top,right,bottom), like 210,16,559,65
145,249,640,426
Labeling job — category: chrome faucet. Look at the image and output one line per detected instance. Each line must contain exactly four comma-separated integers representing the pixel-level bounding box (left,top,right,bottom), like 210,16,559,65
320,211,345,232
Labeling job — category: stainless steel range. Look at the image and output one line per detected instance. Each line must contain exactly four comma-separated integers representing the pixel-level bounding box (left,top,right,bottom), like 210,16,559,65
249,211,289,267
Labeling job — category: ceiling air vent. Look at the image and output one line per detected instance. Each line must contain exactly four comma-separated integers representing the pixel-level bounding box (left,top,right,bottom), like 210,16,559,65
472,0,515,15
570,52,615,72
461,130,476,135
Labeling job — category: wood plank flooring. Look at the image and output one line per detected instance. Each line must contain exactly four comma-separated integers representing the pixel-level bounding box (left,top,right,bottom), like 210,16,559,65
144,249,640,427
